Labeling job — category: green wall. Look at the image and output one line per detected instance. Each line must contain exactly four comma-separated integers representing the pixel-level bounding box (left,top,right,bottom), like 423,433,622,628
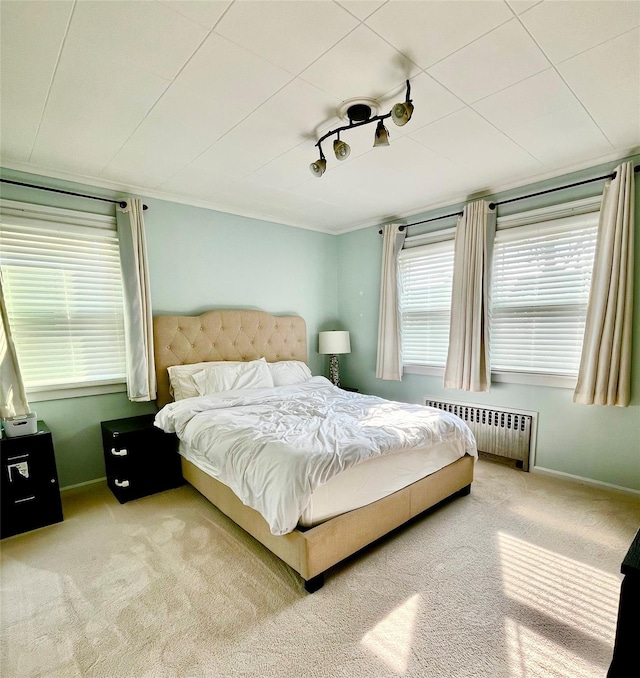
2,156,639,492
0,168,338,487
336,155,640,491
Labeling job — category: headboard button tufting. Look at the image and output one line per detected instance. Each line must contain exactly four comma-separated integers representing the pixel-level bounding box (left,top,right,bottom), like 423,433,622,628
153,310,307,408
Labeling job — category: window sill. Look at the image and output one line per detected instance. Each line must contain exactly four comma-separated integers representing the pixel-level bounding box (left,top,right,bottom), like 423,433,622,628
491,370,576,389
403,365,577,389
403,365,445,378
27,381,127,402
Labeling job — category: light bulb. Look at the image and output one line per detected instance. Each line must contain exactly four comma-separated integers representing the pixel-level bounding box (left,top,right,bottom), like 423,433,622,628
373,120,390,147
391,101,414,127
309,157,327,177
333,138,351,160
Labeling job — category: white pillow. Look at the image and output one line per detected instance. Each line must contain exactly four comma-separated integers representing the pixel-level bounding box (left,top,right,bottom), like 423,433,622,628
168,361,243,400
192,358,274,395
268,360,312,386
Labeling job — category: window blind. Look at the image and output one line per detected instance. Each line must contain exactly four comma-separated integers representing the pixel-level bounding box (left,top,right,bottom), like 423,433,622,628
0,202,126,392
398,238,454,367
491,212,598,376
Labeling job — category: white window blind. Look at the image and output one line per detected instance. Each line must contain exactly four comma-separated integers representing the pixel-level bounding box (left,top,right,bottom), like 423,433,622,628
491,211,598,376
0,201,126,392
398,238,454,367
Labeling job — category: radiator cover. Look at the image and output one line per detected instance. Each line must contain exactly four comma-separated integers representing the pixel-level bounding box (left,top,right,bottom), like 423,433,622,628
423,398,536,471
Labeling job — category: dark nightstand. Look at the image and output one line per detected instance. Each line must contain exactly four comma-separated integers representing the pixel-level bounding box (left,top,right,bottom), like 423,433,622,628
608,527,640,677
0,421,63,539
101,414,183,504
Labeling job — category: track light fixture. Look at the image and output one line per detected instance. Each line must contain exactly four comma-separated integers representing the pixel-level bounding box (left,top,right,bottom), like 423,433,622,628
309,80,414,177
309,147,327,177
373,119,390,147
333,133,351,160
391,85,414,127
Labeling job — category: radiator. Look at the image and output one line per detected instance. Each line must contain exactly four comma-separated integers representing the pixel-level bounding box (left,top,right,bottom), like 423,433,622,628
423,398,535,471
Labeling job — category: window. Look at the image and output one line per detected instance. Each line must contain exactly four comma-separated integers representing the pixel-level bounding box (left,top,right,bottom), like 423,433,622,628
398,197,600,384
398,232,454,367
0,200,126,396
491,209,598,377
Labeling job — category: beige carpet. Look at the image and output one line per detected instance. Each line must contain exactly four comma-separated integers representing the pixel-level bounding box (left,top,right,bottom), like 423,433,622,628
1,459,639,678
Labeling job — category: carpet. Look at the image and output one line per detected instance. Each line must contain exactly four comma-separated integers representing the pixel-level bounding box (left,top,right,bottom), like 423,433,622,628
1,459,638,678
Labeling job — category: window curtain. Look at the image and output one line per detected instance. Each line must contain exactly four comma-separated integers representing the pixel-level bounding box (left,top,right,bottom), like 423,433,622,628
116,199,156,402
0,273,30,418
444,199,496,391
376,223,406,380
574,161,635,407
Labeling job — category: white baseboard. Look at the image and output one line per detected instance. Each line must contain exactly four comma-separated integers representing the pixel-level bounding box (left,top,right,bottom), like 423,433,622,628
532,466,640,496
60,476,106,493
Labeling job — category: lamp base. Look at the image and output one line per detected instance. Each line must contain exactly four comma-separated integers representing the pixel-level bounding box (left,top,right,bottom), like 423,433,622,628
329,355,340,388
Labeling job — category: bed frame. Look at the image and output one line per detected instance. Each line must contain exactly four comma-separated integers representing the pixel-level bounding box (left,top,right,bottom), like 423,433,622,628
153,309,474,592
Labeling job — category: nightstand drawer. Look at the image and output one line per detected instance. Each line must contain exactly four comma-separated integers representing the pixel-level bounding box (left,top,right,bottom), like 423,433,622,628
103,428,173,475
101,414,182,504
1,490,62,538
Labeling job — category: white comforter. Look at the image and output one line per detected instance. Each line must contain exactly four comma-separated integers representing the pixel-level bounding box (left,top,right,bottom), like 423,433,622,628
155,377,477,535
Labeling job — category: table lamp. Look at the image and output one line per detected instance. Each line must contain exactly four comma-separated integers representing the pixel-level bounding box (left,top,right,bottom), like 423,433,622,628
319,331,351,388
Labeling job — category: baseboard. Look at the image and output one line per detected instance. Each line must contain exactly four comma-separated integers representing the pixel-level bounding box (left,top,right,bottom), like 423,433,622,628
532,466,640,496
60,476,107,493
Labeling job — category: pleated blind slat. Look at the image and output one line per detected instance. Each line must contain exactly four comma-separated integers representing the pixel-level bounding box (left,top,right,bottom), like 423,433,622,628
1,208,127,391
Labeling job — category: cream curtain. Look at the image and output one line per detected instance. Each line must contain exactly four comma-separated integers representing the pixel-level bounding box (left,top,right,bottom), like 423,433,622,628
574,162,635,407
116,199,156,402
376,223,406,381
0,273,30,418
444,200,495,391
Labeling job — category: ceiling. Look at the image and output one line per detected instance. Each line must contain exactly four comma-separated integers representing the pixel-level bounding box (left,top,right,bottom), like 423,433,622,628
1,1,639,234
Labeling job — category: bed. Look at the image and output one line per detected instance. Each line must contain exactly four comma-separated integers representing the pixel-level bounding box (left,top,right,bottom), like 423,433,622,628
153,309,476,592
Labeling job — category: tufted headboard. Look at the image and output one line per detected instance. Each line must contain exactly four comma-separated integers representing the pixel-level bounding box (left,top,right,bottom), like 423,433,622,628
153,309,307,407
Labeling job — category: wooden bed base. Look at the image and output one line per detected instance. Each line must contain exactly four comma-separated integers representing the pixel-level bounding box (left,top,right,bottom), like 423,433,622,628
182,454,474,592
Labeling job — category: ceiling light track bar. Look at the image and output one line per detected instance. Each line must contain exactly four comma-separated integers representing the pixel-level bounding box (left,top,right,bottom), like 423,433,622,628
0,178,148,210
380,164,639,235
315,112,392,150
310,80,413,177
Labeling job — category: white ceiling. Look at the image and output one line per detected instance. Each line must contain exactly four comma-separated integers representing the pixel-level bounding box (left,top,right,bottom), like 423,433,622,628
1,0,639,234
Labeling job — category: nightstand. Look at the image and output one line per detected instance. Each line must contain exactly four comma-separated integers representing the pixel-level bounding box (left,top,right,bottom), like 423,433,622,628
608,527,640,677
0,421,63,539
101,414,183,504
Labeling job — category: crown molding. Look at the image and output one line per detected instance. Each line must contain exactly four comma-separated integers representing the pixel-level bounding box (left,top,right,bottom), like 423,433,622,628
0,160,336,235
3,146,638,238
332,146,640,235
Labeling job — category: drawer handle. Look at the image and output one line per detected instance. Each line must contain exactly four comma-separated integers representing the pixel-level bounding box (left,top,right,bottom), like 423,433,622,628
15,495,36,504
114,479,130,488
111,448,128,457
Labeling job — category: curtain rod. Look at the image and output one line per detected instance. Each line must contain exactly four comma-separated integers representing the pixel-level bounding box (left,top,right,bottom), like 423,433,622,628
0,178,148,211
379,164,639,234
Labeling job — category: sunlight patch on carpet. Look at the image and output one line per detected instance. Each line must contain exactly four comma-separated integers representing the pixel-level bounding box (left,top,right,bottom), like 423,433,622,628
361,593,421,674
498,532,619,644
504,617,604,678
508,501,631,549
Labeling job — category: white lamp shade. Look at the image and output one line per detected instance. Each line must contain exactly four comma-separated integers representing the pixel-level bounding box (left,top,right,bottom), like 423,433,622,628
319,331,351,355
